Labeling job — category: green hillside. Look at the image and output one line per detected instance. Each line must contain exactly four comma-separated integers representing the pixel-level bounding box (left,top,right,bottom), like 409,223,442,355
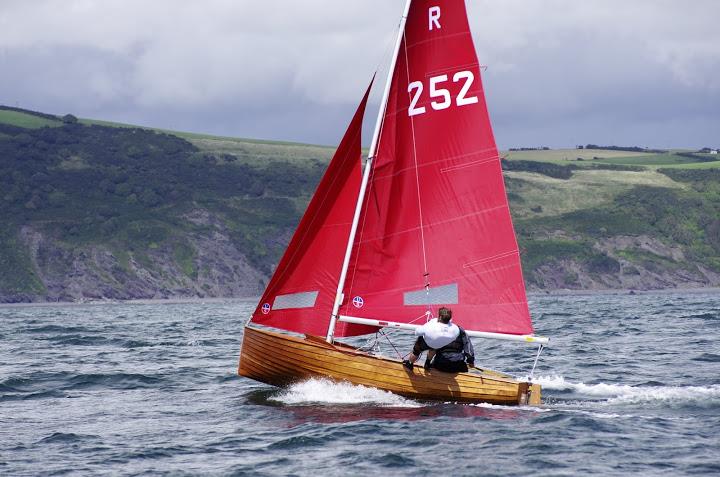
1,105,719,302
0,106,330,301
501,147,720,289
0,109,63,129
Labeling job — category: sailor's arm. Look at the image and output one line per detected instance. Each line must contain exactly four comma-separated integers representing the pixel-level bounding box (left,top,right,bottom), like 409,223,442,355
462,330,475,366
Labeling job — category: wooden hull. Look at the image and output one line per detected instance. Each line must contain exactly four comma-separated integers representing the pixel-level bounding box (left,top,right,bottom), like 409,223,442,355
238,326,541,406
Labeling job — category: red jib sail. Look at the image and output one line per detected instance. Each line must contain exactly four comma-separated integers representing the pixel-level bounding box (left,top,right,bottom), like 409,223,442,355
340,0,533,336
250,82,373,337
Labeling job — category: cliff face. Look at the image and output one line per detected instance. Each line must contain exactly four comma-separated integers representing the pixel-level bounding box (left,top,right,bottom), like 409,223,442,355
9,214,270,303
526,234,720,292
9,228,718,304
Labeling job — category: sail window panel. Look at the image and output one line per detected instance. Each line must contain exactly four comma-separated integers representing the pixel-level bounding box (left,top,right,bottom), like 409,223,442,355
403,283,458,306
272,291,319,310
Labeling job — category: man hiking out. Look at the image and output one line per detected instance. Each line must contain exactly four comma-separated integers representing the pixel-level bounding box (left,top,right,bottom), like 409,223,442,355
402,307,475,373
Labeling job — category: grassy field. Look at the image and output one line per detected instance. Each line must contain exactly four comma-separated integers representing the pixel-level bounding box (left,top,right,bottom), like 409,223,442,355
656,159,720,169
78,118,335,166
79,117,325,146
588,153,696,166
0,110,62,129
188,137,334,166
503,148,651,163
506,168,684,219
504,148,720,170
0,112,332,173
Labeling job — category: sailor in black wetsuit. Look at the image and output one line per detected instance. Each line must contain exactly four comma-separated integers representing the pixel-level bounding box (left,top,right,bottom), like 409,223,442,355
432,322,475,372
403,307,475,372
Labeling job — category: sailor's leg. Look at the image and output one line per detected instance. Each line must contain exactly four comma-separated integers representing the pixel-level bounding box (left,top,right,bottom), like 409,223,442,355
404,337,430,370
409,336,431,362
424,349,436,369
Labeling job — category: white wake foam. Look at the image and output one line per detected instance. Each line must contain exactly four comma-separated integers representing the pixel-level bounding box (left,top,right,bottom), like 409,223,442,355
470,402,551,413
269,378,420,407
531,374,720,405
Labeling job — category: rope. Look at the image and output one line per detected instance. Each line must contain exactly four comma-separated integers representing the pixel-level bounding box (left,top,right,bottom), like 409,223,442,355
380,312,428,331
340,8,401,311
402,28,432,318
529,344,545,383
380,330,404,360
357,332,380,354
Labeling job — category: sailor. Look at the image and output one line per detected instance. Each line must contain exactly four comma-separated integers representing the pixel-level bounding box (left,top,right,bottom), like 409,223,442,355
402,307,475,372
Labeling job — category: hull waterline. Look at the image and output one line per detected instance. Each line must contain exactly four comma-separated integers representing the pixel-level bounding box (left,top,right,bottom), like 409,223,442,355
238,326,541,406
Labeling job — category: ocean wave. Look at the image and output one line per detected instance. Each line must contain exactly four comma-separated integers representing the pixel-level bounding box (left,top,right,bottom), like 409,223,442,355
268,378,420,407
37,433,99,444
25,325,92,334
43,334,111,346
67,372,163,390
2,371,164,395
692,353,720,362
682,312,719,320
532,374,720,405
0,390,65,402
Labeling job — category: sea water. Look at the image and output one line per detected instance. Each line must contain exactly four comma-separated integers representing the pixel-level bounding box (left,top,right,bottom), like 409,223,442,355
1,292,719,476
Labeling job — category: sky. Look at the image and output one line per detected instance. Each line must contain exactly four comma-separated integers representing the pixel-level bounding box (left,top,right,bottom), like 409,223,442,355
1,0,719,149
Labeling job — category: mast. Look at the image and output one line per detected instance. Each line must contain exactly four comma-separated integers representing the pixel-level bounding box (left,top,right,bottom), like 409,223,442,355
326,0,413,342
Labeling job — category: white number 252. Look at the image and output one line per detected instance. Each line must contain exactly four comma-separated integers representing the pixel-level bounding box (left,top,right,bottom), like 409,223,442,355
408,70,479,117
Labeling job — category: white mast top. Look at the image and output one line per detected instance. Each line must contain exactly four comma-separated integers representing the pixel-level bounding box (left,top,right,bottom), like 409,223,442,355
326,0,413,342
366,0,413,160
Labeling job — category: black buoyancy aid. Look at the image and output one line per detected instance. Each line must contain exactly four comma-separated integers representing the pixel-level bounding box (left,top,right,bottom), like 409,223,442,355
435,330,466,363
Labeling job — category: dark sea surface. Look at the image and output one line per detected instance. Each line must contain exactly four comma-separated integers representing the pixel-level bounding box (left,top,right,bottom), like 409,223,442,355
2,292,719,476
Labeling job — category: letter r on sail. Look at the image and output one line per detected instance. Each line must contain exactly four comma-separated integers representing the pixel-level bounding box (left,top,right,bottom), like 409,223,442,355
429,6,441,30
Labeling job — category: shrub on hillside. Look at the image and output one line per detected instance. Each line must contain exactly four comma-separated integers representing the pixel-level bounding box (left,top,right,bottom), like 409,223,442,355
501,159,574,179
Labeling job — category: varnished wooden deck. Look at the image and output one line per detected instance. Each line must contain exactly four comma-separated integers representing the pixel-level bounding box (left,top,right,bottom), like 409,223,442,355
238,326,541,405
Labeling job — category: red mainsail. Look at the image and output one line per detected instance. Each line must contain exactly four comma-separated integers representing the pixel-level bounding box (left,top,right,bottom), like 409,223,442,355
250,83,372,337
339,0,533,335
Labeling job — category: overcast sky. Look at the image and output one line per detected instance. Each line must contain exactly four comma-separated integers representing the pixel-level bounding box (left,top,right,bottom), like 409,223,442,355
1,0,718,149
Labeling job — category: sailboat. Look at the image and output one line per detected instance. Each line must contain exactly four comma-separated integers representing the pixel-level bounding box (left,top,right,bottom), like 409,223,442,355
238,0,549,405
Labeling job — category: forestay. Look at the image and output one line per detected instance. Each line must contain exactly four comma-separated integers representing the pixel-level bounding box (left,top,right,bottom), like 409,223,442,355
250,83,375,337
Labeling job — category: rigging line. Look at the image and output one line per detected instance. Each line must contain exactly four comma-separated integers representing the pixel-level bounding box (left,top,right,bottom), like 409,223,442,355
380,312,429,337
402,27,432,317
342,5,404,311
529,344,545,383
257,127,364,302
329,2,411,341
380,330,404,360
343,41,394,309
357,332,380,353
342,156,376,314
372,21,399,84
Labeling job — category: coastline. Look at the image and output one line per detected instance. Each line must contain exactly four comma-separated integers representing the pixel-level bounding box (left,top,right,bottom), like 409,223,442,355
2,287,720,308
528,286,720,297
0,296,258,308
